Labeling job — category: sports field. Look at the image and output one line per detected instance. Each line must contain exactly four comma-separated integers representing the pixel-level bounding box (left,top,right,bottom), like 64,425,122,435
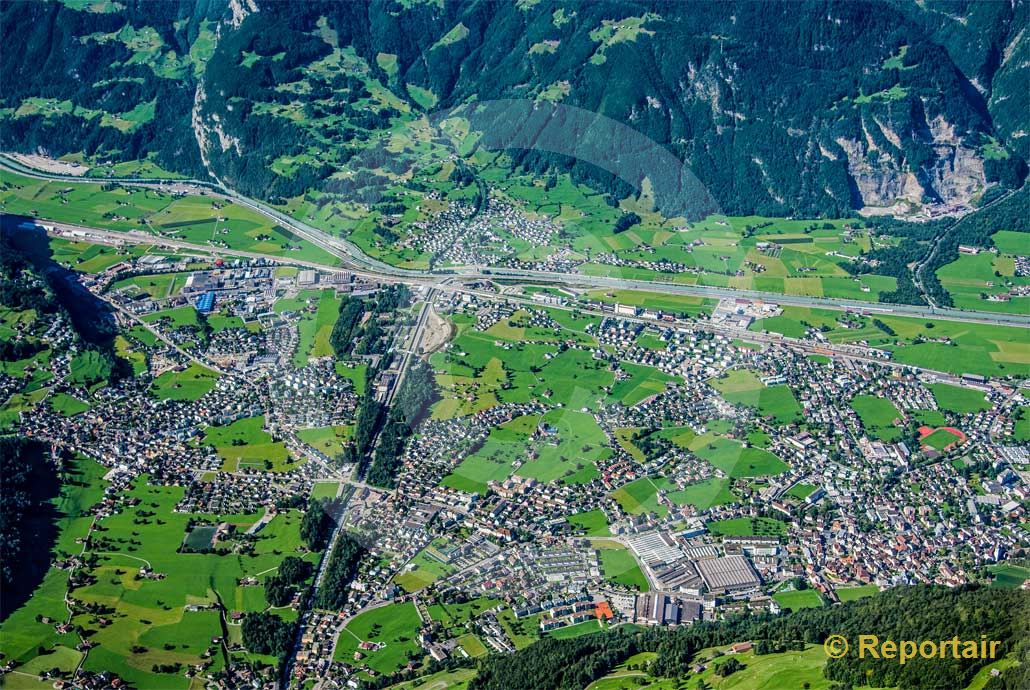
920,427,964,451
785,482,817,501
773,589,825,611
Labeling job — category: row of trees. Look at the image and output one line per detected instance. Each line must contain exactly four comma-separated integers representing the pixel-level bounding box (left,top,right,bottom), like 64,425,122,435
299,498,333,551
365,360,438,488
313,533,365,611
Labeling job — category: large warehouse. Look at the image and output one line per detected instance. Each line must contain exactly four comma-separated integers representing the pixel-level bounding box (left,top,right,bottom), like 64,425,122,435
695,555,762,596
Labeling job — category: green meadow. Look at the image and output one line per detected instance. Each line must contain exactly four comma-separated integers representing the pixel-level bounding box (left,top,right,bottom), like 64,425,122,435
595,541,649,591
710,369,801,424
150,362,219,401
203,415,299,473
851,395,903,441
687,433,789,478
929,384,990,414
752,306,1029,377
297,424,353,457
568,509,611,537
333,602,424,676
0,169,341,266
7,474,318,690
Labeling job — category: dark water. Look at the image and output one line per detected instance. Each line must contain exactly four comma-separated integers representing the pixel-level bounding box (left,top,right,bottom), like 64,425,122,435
1,214,119,347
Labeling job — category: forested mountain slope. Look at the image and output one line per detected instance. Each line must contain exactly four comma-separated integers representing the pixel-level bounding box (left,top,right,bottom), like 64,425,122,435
1,0,1026,218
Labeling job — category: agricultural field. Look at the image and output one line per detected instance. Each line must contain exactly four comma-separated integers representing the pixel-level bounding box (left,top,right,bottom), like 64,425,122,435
333,602,424,676
48,238,154,273
568,509,611,537
68,349,111,387
851,395,903,441
595,541,649,591
150,362,219,401
515,408,609,484
708,517,787,537
685,644,836,690
835,584,879,602
111,272,189,299
753,306,1030,378
202,415,299,473
19,476,316,690
290,289,341,367
987,563,1030,589
1014,407,1030,442
296,424,353,457
0,169,342,266
427,597,502,637
665,477,736,510
612,476,675,517
0,457,108,679
394,539,457,592
385,668,476,690
585,289,716,318
935,234,1029,315
611,362,676,406
141,305,198,329
710,369,801,424
440,414,539,494
548,619,606,640
686,433,789,478
49,392,90,416
929,384,990,414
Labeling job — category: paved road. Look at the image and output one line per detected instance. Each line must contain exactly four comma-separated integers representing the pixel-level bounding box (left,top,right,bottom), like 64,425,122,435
912,189,1015,309
4,154,1028,329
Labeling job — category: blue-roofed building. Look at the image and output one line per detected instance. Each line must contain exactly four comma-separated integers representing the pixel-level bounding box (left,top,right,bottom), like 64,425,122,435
195,291,216,313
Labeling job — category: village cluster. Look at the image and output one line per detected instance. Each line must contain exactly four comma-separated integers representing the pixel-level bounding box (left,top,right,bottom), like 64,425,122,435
4,241,1028,690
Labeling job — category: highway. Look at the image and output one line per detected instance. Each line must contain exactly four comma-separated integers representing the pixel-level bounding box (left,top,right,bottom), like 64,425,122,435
3,153,1028,329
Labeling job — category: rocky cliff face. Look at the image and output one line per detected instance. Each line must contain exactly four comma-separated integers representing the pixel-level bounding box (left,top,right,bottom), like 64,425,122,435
835,115,988,217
